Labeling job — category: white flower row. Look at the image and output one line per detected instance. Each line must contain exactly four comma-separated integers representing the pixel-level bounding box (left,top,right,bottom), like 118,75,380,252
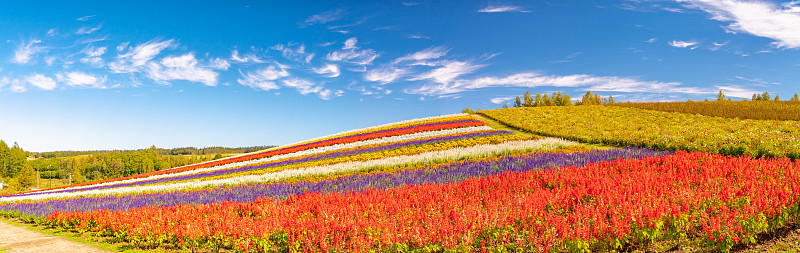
27,125,493,195
1,138,578,202
120,114,469,175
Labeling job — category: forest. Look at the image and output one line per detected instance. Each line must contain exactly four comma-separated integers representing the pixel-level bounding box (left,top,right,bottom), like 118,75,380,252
0,142,274,193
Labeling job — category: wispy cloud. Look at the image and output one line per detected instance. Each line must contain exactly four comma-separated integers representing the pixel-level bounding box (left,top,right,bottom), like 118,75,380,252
676,0,800,48
7,78,26,93
237,65,290,91
489,96,515,104
79,46,107,67
13,39,46,64
326,37,380,65
406,71,711,96
145,53,219,86
646,38,657,43
407,34,431,39
76,23,103,35
282,78,337,99
304,9,346,26
394,46,449,64
402,2,421,6
230,49,265,64
715,85,761,98
76,15,96,21
408,61,484,84
208,58,230,70
709,41,728,51
551,51,583,63
365,65,407,84
110,39,175,73
271,43,313,63
56,72,106,88
668,40,699,49
478,5,530,13
25,74,57,90
313,64,341,78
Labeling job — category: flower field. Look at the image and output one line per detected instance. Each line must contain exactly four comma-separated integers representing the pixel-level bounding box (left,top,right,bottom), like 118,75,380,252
2,110,800,252
611,100,800,121
480,106,800,159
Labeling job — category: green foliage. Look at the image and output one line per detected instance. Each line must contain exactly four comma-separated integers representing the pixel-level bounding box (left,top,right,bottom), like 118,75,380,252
611,100,800,121
523,92,534,107
717,90,726,101
793,93,800,102
461,107,476,114
514,96,521,107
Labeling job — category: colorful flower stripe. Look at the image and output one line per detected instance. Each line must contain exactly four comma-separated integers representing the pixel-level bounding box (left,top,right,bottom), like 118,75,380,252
1,147,663,218
23,126,499,197
43,151,800,253
15,118,484,196
0,138,578,202
15,130,513,198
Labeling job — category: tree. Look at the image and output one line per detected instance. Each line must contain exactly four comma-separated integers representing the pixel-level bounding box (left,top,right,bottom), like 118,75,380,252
717,90,726,101
533,93,542,107
608,95,615,104
461,108,475,114
774,94,780,101
762,91,770,101
502,103,509,109
542,94,553,106
792,93,800,102
752,94,758,101
70,166,84,185
514,96,522,107
523,92,534,107
15,164,36,190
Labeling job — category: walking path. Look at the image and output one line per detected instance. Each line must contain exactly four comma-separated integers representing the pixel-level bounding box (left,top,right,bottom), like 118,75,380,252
0,219,109,253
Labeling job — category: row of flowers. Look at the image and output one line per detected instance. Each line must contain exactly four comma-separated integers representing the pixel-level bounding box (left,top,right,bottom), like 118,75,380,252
38,151,798,253
0,138,576,202
21,125,500,197
0,146,657,218
8,115,481,197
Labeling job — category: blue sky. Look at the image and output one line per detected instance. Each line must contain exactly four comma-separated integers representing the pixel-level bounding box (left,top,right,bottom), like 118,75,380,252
1,0,799,152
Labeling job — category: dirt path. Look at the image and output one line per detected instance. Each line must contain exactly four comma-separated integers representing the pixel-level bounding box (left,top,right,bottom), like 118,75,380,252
0,219,109,253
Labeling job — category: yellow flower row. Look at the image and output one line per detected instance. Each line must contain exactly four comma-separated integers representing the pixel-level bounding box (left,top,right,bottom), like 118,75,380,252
170,134,523,183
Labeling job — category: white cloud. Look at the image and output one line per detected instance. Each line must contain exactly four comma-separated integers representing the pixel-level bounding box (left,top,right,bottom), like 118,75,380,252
145,53,219,86
408,61,484,84
365,65,407,84
402,2,421,6
46,29,57,37
237,65,290,91
406,71,711,96
80,46,107,67
478,5,530,13
116,42,130,52
646,38,657,43
343,37,358,50
709,41,728,51
668,40,699,49
76,15,96,21
110,39,175,73
9,78,26,93
394,47,449,64
230,50,264,63
304,9,345,26
56,72,106,88
208,58,230,70
13,39,46,64
490,96,516,104
716,85,761,98
282,78,326,96
676,0,800,48
25,74,57,90
313,64,341,78
271,43,313,63
76,23,103,35
326,37,380,65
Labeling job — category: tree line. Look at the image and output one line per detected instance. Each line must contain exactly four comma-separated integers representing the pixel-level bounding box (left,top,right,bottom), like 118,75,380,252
463,91,615,113
1,142,275,193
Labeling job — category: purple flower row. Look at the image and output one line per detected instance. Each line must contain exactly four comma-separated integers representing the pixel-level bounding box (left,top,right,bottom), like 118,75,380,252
9,130,511,198
0,147,671,218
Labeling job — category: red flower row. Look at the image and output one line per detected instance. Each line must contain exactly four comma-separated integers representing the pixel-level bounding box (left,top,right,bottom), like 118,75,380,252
47,151,800,252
